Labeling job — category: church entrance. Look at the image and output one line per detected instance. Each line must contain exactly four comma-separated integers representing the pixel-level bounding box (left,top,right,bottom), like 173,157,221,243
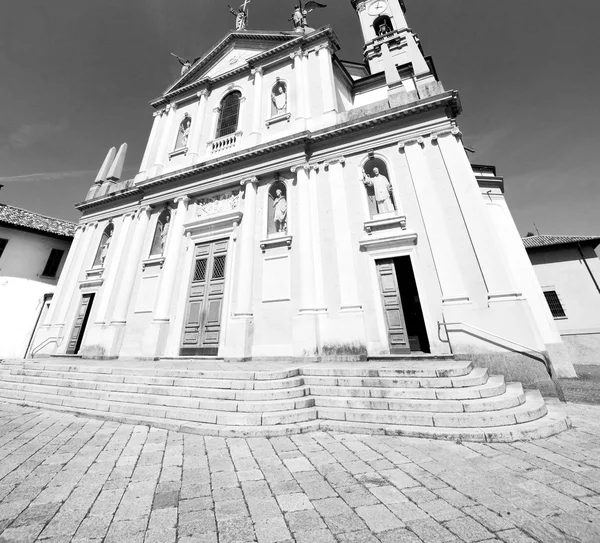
66,293,95,355
180,239,229,356
376,257,430,354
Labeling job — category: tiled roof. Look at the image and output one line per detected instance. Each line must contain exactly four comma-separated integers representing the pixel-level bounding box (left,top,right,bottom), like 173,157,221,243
523,234,600,249
0,203,76,238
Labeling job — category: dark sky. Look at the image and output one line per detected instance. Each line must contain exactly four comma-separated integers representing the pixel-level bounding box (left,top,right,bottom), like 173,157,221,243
1,0,598,236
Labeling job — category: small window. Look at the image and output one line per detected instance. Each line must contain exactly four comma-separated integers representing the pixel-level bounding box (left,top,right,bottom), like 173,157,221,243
42,249,65,277
0,238,8,259
544,290,567,319
216,91,242,138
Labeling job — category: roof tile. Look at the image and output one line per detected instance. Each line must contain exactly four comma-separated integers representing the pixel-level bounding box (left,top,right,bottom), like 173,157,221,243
522,234,600,249
0,204,77,238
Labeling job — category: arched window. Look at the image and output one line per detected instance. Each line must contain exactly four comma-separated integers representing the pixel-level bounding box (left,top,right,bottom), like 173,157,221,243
216,91,242,138
267,180,288,237
374,15,393,36
271,81,288,117
149,209,172,256
93,223,114,267
361,158,396,217
174,114,192,150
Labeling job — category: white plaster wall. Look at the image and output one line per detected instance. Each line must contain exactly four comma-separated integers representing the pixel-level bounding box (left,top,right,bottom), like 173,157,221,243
529,245,600,334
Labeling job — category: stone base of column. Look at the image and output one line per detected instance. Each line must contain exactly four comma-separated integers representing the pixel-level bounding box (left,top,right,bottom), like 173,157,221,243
292,313,319,358
545,341,577,379
76,323,128,359
220,316,254,359
139,320,171,359
319,310,368,361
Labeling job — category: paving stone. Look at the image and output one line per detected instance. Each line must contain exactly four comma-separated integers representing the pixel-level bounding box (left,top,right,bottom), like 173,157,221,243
496,529,538,543
407,518,459,542
377,528,424,542
444,516,494,542
464,505,515,531
335,530,381,543
292,529,336,543
322,513,368,534
312,497,352,517
276,492,313,512
254,517,292,543
419,499,464,522
283,458,314,473
285,509,326,532
370,484,409,504
336,485,380,507
355,504,404,532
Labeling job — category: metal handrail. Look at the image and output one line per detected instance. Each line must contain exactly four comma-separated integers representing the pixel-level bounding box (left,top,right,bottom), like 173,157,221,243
30,337,61,358
438,320,553,377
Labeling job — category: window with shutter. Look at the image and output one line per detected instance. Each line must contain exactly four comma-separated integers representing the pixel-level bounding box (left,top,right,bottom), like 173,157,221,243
543,290,567,319
42,248,65,277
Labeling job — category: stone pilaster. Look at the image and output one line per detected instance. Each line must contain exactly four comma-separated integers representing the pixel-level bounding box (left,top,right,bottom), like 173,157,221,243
317,44,337,120
149,103,177,178
250,68,264,145
153,195,190,322
187,90,210,164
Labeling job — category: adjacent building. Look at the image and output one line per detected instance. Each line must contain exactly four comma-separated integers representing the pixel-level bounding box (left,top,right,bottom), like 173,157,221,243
31,0,577,390
524,235,600,366
0,203,75,359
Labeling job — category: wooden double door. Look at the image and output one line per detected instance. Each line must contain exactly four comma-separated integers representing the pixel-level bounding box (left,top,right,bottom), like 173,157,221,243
180,240,229,356
376,257,430,354
66,293,95,355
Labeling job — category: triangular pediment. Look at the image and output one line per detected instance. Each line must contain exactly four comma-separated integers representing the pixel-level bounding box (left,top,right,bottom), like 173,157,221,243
165,30,301,96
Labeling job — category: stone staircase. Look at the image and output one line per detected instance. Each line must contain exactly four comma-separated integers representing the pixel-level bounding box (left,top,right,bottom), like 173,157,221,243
0,359,570,442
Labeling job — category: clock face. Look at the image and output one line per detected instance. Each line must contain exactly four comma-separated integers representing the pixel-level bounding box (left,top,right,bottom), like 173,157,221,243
368,0,388,16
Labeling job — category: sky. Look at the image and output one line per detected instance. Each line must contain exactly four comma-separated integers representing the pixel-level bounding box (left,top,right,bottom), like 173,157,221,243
0,0,598,237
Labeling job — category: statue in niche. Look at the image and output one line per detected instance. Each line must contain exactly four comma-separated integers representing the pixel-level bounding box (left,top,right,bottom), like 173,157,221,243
160,215,171,254
273,189,288,234
271,82,288,116
362,166,395,214
99,230,112,265
175,115,192,149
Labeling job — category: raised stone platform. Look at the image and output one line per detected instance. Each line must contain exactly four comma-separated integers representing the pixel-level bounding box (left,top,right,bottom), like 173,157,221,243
0,358,570,442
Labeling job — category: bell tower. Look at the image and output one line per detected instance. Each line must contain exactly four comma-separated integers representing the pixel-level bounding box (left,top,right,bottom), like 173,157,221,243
351,0,443,97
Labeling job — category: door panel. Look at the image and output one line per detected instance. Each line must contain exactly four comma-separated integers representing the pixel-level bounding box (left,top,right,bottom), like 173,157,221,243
181,240,228,356
66,294,95,355
376,260,410,354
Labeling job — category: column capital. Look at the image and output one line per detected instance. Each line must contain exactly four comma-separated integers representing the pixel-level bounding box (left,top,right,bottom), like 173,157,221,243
324,156,346,169
240,176,259,186
398,137,425,151
122,211,136,220
289,50,307,61
174,195,191,207
290,163,310,174
153,110,162,118
355,1,367,12
197,89,211,99
308,162,320,172
317,44,333,55
251,66,264,77
213,106,222,113
136,205,152,218
431,127,462,142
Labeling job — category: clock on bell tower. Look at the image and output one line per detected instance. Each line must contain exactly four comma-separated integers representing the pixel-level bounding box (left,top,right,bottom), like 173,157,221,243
350,0,441,97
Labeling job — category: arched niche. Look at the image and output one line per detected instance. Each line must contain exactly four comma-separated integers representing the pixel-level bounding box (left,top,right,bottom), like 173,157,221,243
267,179,288,237
271,80,288,117
374,15,393,36
174,114,192,150
361,156,397,218
93,223,114,267
149,208,172,257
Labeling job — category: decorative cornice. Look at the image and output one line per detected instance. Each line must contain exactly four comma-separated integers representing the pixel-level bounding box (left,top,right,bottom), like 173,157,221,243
398,137,425,151
431,127,462,142
76,92,461,212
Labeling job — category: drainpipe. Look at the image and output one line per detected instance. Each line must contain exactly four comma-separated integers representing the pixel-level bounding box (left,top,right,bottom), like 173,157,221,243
576,243,600,297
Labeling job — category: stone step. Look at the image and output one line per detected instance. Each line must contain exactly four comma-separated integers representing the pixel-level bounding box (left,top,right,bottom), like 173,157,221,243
2,362,300,381
0,368,305,390
313,383,525,413
0,386,317,426
320,399,570,443
309,374,506,400
317,391,547,428
302,367,489,389
0,380,314,413
0,396,322,438
301,360,473,378
0,372,308,401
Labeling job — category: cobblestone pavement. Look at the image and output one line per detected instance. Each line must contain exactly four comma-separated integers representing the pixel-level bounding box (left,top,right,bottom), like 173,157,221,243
558,365,600,405
0,402,600,542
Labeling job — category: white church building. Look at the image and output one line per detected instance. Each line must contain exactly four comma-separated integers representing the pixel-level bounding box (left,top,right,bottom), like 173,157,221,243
31,0,576,393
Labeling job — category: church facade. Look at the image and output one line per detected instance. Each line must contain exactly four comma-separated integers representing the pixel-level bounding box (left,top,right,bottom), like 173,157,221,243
32,0,576,387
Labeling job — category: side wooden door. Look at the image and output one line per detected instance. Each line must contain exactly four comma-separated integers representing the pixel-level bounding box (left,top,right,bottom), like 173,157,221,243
66,294,95,355
376,259,411,354
180,240,228,356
